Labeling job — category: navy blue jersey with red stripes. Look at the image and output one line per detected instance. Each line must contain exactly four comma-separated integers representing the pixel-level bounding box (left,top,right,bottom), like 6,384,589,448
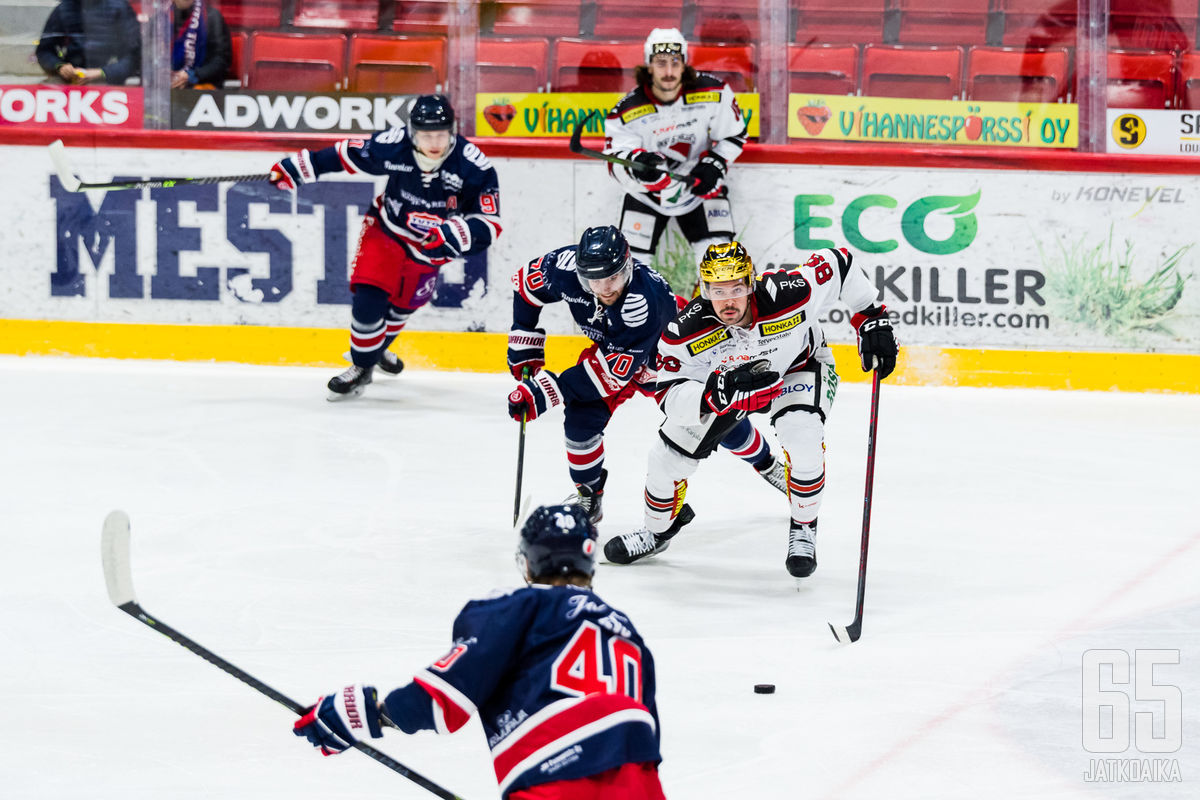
382,584,660,798
510,245,678,402
307,127,502,266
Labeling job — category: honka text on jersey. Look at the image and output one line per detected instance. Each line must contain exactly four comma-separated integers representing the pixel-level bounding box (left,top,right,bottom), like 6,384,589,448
686,327,731,355
759,310,806,336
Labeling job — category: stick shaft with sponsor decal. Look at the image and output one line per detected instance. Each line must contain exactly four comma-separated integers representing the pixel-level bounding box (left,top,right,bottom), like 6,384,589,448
99,510,467,800
569,115,697,185
49,140,272,192
829,370,882,644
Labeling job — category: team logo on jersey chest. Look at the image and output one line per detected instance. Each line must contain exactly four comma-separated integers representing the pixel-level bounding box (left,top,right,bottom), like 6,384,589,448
406,211,443,235
621,104,655,123
687,328,731,355
759,311,806,336
684,91,720,104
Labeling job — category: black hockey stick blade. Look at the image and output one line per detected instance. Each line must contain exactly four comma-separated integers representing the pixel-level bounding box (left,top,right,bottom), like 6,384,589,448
100,511,467,800
49,140,272,192
568,114,696,185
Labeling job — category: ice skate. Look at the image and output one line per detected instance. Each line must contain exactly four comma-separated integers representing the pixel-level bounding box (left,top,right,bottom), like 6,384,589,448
786,519,817,578
566,469,607,524
327,364,373,400
604,504,695,565
377,350,405,375
755,455,788,495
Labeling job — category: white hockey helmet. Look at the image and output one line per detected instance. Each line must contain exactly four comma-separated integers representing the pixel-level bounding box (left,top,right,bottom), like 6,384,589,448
643,28,688,64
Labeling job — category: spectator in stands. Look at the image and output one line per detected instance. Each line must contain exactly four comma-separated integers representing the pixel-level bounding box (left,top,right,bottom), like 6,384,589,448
170,0,233,89
36,0,141,85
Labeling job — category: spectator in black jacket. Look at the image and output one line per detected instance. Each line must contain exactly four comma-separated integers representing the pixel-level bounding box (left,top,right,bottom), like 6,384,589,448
171,0,232,89
36,0,141,85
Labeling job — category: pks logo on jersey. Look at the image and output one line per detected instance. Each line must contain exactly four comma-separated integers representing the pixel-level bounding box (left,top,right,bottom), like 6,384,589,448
686,328,731,355
759,311,806,336
406,211,444,236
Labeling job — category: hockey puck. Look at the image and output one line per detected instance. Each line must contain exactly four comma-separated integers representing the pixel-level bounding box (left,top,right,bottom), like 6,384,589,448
753,683,776,694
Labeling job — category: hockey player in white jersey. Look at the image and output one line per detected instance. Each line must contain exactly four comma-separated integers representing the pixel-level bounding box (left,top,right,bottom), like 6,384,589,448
604,242,899,578
604,28,747,269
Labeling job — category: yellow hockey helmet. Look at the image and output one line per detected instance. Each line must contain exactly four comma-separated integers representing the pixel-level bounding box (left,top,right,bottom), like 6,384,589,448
698,241,754,299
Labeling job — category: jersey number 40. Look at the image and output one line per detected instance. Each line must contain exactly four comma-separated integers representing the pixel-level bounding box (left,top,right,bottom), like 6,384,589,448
551,621,644,704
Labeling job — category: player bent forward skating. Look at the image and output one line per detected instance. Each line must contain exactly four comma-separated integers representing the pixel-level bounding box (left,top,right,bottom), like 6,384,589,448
293,504,667,800
506,226,790,524
604,242,899,578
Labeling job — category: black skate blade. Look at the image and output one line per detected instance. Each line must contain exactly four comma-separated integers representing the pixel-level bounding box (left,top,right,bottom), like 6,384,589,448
326,385,367,402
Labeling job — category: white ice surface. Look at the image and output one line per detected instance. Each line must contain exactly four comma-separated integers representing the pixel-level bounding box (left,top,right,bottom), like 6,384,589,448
1,355,1197,799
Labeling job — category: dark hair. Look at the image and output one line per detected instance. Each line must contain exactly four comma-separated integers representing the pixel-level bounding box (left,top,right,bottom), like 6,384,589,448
635,64,699,90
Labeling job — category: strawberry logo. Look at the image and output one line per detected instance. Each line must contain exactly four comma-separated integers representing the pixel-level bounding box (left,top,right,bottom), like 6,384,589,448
796,100,831,136
963,106,983,141
483,103,516,134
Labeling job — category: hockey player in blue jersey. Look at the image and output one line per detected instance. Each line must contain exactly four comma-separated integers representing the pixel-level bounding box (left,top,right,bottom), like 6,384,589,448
506,226,790,524
269,94,502,399
293,503,667,800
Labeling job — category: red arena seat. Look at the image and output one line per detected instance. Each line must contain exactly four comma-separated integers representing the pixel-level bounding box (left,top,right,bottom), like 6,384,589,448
791,0,887,47
862,44,965,100
1109,0,1195,51
787,43,859,96
217,0,283,30
486,0,584,38
392,0,451,34
592,0,683,40
476,37,550,93
997,0,1077,49
347,34,447,94
690,43,757,91
895,0,993,46
966,45,1071,103
693,0,760,43
292,0,380,31
1107,49,1175,108
246,32,346,92
552,38,644,92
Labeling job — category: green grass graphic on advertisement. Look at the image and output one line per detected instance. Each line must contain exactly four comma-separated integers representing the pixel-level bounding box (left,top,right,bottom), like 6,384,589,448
1040,228,1192,337
651,228,700,296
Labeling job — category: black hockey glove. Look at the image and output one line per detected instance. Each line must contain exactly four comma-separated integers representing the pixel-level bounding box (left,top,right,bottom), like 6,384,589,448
688,152,727,197
629,150,669,183
702,359,783,415
853,308,898,380
507,326,546,380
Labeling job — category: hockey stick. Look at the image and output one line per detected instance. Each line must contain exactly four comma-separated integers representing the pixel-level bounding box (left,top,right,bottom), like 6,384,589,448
568,114,697,185
50,140,272,192
100,510,467,800
829,369,882,644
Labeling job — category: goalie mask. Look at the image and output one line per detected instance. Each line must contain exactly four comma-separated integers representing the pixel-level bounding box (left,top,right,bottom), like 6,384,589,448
644,27,688,64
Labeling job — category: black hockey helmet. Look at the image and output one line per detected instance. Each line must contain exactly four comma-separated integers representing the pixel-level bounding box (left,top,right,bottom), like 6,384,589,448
409,94,455,132
575,226,633,294
517,504,599,579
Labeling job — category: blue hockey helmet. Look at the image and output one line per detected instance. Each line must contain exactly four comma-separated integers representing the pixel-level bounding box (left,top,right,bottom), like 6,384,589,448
409,94,455,132
517,504,599,579
575,226,633,295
